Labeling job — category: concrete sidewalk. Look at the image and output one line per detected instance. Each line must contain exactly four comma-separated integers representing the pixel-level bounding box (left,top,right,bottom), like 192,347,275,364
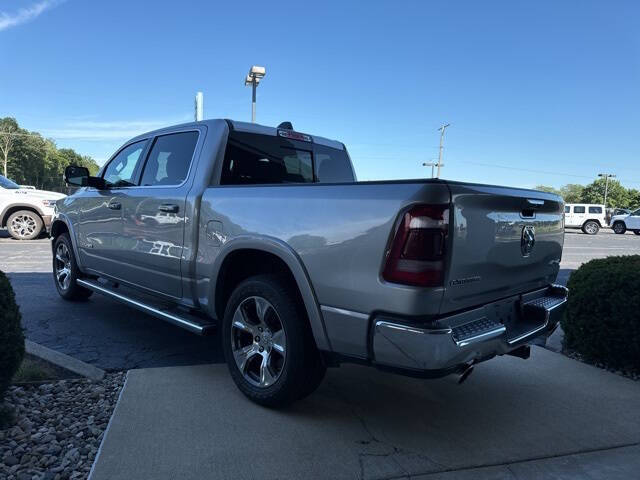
89,348,640,480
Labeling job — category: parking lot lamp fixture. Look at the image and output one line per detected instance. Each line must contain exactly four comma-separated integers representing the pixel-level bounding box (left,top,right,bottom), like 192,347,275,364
245,66,266,123
598,173,616,207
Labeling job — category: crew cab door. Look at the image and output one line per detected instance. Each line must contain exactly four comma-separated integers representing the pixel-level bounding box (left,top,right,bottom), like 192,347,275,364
627,209,640,229
77,140,149,278
119,130,201,298
571,205,586,227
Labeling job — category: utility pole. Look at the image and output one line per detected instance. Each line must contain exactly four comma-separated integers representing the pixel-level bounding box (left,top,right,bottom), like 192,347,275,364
194,92,204,121
436,123,450,178
598,173,616,207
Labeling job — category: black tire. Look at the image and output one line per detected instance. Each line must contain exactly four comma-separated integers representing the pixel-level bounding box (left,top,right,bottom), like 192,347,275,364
52,233,93,301
582,221,599,235
612,222,627,235
7,210,43,240
634,230,640,236
222,274,325,407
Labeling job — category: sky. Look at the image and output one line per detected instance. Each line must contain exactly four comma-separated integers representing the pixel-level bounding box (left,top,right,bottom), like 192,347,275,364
1,0,639,189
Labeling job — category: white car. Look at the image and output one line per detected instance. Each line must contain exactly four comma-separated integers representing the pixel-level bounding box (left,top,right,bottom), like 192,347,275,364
0,174,66,240
610,208,640,235
564,203,606,235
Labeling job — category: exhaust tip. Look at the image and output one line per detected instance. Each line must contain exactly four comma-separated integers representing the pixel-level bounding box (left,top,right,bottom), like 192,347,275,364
457,364,474,385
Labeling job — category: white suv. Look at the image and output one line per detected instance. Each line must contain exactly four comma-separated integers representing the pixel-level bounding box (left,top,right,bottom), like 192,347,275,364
0,174,66,240
564,203,606,235
610,208,640,235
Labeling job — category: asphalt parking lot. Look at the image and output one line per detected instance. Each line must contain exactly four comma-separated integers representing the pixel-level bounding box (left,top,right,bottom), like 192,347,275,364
1,228,639,370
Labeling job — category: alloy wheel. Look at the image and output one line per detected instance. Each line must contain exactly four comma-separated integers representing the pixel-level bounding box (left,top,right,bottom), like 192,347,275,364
54,242,72,291
584,222,597,234
231,296,287,388
10,213,38,239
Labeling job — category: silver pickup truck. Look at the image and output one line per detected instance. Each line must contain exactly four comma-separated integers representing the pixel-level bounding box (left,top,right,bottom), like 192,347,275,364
52,119,567,407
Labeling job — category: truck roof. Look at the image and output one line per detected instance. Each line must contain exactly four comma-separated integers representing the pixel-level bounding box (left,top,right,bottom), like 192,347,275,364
128,118,345,151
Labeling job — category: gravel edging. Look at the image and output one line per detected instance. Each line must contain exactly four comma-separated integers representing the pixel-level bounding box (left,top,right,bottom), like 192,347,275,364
0,372,126,480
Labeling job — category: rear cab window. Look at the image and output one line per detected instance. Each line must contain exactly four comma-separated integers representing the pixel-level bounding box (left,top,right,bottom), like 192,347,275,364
220,130,353,185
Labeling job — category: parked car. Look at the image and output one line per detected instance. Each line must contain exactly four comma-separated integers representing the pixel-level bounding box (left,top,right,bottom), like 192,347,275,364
0,174,66,240
563,203,606,234
610,208,640,235
51,119,568,407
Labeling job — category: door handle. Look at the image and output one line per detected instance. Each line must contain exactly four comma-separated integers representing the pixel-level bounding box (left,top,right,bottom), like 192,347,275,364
158,203,179,213
108,201,121,210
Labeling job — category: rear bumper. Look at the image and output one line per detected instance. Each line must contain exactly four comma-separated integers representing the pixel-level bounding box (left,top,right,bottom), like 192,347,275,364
372,284,568,375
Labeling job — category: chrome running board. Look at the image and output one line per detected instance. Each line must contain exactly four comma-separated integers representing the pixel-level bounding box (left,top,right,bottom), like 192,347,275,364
76,279,215,335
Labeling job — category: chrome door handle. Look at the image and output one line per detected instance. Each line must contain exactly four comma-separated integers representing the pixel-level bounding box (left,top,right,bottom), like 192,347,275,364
158,204,179,213
108,201,121,210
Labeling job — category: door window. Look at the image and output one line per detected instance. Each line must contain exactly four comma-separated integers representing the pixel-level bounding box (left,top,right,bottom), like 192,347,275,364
573,206,585,214
588,206,602,214
102,140,147,188
564,206,570,213
140,131,199,187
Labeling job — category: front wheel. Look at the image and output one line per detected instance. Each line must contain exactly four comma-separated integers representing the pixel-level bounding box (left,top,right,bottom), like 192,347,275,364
634,230,640,236
582,221,599,235
222,274,325,407
7,210,43,240
53,233,93,301
612,222,627,234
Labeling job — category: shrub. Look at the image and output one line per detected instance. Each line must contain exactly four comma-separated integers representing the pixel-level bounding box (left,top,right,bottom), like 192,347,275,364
0,270,25,403
561,255,640,372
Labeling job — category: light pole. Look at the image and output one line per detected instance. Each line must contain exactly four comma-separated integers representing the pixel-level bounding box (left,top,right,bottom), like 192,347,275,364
245,66,266,122
194,92,204,121
598,173,616,207
423,161,444,179
436,123,450,178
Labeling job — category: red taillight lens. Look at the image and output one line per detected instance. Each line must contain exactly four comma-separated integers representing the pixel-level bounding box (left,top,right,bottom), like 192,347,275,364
382,204,449,287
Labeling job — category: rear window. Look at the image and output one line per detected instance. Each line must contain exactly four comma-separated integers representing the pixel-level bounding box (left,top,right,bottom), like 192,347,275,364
220,131,353,185
588,206,602,214
574,206,585,213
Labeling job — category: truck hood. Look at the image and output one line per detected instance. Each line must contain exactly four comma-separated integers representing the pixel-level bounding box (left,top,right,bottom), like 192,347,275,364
10,188,66,200
610,214,629,222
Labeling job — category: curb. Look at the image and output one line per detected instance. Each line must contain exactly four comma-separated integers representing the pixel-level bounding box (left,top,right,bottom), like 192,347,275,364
25,340,105,381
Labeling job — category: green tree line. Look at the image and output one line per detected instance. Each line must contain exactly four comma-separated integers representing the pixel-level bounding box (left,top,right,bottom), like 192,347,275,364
536,179,640,209
0,117,99,193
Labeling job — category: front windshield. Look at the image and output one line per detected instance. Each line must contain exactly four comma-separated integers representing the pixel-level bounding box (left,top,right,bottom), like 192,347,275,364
0,174,20,189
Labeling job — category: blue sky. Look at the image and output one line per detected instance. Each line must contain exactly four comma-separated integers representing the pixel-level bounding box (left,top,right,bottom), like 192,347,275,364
1,0,639,189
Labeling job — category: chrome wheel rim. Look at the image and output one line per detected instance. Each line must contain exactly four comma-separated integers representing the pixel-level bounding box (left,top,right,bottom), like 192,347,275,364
231,296,287,388
10,213,37,239
54,243,72,291
585,222,597,234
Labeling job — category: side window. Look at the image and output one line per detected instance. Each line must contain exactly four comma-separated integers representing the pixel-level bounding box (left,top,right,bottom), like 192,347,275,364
564,206,571,213
574,206,585,214
140,131,199,187
221,133,313,185
588,206,602,214
314,144,354,183
102,140,147,187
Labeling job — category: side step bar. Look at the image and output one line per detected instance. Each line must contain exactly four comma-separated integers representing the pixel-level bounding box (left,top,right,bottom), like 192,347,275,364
76,279,215,336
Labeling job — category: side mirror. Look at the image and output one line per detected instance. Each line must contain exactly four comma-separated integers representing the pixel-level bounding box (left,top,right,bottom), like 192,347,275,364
64,165,105,189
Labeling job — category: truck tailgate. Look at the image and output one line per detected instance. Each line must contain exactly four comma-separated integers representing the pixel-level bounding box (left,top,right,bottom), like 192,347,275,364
441,182,564,314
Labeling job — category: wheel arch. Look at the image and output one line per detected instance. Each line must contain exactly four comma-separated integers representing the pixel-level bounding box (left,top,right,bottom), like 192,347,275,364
582,218,602,227
1,204,44,228
211,237,331,351
50,214,83,269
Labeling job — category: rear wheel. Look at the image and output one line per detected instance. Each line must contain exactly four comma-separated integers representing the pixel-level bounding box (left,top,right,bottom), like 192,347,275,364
612,222,627,234
7,210,43,240
222,274,325,407
53,233,93,301
634,230,640,236
582,221,599,235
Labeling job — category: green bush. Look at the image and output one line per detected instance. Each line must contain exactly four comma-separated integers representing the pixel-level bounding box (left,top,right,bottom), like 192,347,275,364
0,270,25,402
561,255,640,372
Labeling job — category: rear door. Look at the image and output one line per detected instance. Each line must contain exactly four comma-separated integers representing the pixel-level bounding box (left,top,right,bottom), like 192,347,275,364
119,129,202,298
572,205,586,227
441,183,564,314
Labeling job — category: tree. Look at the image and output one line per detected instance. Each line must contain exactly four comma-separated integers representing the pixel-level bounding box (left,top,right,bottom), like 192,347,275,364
0,118,18,178
535,185,561,195
580,178,630,208
559,184,584,203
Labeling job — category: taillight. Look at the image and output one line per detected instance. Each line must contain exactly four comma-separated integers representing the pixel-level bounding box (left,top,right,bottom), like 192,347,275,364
382,204,449,287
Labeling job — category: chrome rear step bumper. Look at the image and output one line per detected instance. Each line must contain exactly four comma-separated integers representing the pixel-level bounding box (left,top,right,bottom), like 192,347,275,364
372,284,568,373
76,279,215,335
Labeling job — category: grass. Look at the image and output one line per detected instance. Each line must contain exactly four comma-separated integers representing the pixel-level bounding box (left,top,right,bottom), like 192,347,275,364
11,354,76,383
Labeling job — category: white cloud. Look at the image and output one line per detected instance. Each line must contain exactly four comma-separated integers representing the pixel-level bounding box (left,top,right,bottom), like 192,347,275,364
40,115,193,141
0,0,64,32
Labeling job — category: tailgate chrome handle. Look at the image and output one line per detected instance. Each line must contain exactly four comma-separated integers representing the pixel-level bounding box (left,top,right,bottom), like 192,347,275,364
526,198,545,206
158,203,179,213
